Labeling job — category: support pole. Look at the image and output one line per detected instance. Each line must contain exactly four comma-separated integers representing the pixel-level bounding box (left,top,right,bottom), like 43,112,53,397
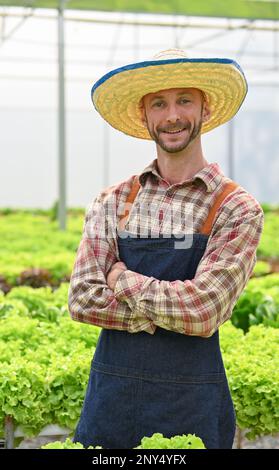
4,415,14,449
236,426,243,449
58,0,67,230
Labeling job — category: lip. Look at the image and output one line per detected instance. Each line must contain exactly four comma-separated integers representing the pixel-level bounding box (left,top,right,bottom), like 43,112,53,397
162,128,186,135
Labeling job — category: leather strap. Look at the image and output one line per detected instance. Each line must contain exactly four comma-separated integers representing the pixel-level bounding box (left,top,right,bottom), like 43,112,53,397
199,181,239,235
118,175,141,231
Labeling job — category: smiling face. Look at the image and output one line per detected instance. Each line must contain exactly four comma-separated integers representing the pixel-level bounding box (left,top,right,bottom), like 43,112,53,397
140,88,210,154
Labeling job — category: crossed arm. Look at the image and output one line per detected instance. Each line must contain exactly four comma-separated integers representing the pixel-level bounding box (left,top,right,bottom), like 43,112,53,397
68,194,264,337
107,261,127,291
68,193,156,335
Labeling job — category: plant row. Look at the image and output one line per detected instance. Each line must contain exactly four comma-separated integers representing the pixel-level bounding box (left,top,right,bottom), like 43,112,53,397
41,433,206,449
0,284,278,440
0,210,279,290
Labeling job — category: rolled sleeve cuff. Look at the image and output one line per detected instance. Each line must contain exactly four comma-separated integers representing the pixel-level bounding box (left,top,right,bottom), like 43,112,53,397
114,269,149,306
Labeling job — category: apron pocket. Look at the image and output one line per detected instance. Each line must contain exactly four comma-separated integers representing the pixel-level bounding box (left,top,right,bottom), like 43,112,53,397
74,367,141,449
139,378,224,449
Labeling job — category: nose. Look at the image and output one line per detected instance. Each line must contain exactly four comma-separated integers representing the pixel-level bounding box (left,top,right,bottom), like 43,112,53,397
166,103,181,123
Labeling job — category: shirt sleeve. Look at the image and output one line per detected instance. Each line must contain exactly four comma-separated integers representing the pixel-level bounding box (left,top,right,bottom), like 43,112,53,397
114,194,264,337
68,189,156,335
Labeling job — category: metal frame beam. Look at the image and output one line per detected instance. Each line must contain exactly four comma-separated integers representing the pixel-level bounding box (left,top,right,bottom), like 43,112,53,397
58,0,66,230
0,9,278,32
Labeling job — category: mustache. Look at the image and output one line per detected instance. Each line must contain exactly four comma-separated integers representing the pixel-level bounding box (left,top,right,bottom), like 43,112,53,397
158,122,191,133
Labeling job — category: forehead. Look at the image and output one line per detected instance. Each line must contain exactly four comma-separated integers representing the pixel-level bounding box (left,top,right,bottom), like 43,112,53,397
142,87,201,102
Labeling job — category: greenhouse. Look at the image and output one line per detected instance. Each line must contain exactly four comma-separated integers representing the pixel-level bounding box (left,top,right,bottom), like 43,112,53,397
0,0,279,455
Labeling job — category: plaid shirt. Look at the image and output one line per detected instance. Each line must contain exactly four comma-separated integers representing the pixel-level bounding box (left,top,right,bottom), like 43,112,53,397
68,159,264,337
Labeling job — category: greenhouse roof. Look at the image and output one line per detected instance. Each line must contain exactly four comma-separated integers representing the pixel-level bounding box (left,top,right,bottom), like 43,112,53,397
0,0,279,21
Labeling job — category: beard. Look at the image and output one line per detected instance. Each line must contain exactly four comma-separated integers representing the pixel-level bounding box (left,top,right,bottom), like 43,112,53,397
146,112,203,154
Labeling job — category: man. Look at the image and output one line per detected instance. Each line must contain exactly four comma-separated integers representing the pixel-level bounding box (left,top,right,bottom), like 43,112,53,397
68,49,264,449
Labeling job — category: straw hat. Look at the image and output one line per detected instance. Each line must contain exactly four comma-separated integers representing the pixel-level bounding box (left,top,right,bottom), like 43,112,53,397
91,48,248,139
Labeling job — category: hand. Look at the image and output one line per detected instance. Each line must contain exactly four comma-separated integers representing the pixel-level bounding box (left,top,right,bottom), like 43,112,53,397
107,261,127,291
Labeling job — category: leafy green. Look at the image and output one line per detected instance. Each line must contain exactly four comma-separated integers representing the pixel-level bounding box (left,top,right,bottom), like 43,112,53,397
220,322,279,439
41,433,205,449
135,432,206,449
41,437,100,449
231,274,279,331
0,212,83,286
257,212,279,259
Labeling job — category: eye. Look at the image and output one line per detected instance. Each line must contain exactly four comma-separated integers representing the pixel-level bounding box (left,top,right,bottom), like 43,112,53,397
152,101,164,108
180,98,190,104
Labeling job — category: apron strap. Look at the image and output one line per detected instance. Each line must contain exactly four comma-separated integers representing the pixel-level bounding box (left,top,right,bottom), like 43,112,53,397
118,175,141,231
118,175,239,235
199,181,239,236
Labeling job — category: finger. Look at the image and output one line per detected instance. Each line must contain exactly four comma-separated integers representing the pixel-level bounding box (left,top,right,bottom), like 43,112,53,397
118,262,127,269
113,261,127,269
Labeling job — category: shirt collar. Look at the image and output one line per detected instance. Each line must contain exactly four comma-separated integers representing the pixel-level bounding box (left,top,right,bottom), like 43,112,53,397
139,158,224,193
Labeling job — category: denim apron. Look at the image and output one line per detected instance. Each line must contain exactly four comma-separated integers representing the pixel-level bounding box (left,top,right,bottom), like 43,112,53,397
74,177,238,449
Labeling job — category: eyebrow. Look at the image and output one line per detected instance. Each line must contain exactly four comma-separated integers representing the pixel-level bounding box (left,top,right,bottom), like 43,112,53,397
150,91,193,101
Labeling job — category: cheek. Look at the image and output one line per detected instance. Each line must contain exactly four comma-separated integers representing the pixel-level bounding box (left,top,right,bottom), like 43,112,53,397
146,114,159,130
151,112,167,128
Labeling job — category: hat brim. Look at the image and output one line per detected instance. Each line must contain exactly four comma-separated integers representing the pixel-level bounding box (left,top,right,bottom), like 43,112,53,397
91,58,248,139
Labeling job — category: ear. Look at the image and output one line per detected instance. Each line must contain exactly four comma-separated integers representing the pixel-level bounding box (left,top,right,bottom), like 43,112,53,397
202,97,211,123
139,98,148,128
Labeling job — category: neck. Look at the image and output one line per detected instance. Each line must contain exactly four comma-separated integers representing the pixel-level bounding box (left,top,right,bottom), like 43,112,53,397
155,137,209,185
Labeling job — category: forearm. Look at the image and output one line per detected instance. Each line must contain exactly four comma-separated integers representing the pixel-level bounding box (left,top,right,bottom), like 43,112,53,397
114,257,255,337
68,275,156,334
68,237,156,334
114,209,263,337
